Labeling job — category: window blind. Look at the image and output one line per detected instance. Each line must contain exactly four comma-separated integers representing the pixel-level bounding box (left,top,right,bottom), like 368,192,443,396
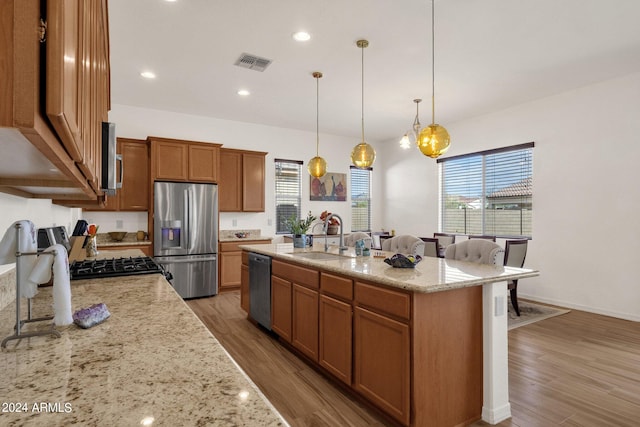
350,166,371,232
438,143,534,238
275,159,302,234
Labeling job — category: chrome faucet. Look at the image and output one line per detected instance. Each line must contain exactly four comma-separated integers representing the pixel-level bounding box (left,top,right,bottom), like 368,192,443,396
323,213,347,253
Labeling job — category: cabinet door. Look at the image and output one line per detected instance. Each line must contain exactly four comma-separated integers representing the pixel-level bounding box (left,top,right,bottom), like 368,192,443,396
240,264,250,313
118,140,149,210
292,283,319,362
219,251,242,290
219,150,242,211
354,306,410,426
242,152,265,212
46,0,82,163
153,141,188,180
188,143,219,182
271,276,292,342
319,294,352,385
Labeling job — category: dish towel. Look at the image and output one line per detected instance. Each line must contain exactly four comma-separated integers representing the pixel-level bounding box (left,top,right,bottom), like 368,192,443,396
29,244,73,326
0,220,39,299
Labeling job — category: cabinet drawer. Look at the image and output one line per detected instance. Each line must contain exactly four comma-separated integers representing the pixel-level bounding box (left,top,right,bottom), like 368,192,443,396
220,242,243,252
321,272,353,301
355,281,410,321
272,259,319,289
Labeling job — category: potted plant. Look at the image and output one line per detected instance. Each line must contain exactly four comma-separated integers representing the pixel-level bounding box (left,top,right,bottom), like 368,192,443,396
285,211,316,248
320,210,340,235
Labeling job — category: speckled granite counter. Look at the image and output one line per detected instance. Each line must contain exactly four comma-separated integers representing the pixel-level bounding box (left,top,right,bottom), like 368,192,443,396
95,233,152,248
238,243,538,293
218,229,271,243
0,251,287,426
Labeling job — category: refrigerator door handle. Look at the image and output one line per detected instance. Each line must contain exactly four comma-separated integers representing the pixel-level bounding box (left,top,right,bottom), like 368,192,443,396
189,187,195,250
183,189,190,250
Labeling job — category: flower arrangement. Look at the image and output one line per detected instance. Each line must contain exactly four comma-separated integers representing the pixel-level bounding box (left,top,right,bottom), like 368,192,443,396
284,211,317,235
319,210,339,226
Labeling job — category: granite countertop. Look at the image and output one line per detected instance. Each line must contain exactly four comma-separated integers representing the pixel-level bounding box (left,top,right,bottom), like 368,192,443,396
238,243,539,294
0,250,287,426
218,229,272,243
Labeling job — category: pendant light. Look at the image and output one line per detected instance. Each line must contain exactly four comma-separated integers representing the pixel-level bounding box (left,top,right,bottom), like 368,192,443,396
399,99,422,149
308,72,327,178
350,39,376,169
416,0,450,159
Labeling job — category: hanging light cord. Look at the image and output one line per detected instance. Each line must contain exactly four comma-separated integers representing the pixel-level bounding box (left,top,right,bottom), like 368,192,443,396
316,74,320,156
361,42,365,143
431,0,436,125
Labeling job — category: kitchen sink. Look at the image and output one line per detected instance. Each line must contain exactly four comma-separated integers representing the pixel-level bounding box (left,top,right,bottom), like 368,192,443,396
288,251,348,260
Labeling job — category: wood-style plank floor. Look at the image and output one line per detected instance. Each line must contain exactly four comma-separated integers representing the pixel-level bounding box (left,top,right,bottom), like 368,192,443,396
187,292,640,426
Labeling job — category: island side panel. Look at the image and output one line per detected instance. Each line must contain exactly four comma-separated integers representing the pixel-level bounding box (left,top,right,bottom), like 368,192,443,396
412,285,483,427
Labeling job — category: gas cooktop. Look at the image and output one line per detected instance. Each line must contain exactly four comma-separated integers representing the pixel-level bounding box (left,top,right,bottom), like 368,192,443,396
69,256,165,280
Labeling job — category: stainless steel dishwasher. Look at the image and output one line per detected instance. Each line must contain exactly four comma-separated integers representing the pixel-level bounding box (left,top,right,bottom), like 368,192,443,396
249,252,271,330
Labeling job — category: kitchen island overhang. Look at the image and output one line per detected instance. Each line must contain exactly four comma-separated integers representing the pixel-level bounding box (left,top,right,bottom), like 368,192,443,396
240,243,539,426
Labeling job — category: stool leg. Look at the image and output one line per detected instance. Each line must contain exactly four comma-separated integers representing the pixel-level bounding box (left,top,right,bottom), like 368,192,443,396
509,282,520,316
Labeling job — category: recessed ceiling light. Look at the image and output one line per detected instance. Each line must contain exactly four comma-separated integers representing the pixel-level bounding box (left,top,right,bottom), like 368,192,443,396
293,31,311,42
140,71,156,79
237,89,250,96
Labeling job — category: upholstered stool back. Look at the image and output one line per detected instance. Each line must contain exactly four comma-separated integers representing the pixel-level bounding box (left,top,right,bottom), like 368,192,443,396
381,235,424,256
344,232,372,249
444,239,505,266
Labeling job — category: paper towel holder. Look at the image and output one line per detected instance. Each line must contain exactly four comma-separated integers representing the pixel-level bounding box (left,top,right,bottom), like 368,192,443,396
1,223,61,349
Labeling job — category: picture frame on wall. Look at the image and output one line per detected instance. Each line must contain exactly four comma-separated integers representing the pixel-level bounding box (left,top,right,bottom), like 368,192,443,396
310,172,347,201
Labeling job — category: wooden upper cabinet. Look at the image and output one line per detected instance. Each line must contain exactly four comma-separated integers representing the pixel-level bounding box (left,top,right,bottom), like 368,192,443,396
243,152,266,212
152,139,189,181
0,0,110,201
149,137,220,183
188,144,219,182
219,150,242,211
85,138,149,211
219,148,267,212
118,139,149,210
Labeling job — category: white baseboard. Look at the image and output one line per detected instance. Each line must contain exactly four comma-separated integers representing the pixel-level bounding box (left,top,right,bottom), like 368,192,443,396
518,293,640,322
482,402,511,424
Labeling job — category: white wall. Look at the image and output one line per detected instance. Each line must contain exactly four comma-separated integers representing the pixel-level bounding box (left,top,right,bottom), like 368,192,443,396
0,193,82,273
380,71,640,321
104,104,382,241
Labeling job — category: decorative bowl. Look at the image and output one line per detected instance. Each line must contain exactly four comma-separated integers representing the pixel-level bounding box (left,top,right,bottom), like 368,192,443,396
108,231,127,241
384,253,422,268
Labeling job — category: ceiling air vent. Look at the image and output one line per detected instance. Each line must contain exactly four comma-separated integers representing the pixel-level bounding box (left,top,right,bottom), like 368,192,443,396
234,53,272,72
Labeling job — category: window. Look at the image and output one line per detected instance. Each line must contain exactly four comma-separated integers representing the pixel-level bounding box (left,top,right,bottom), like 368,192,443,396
350,166,371,232
275,159,302,234
438,142,533,238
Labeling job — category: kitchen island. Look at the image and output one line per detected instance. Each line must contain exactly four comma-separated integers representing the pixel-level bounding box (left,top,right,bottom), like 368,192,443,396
0,250,286,426
240,243,539,427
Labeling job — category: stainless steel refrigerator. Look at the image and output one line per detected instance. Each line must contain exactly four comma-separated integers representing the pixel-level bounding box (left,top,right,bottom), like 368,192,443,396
153,181,218,298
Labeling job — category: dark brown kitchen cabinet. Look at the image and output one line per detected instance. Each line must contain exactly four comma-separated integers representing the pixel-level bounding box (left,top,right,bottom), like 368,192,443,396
149,137,221,183
0,0,110,201
219,148,267,212
85,138,149,211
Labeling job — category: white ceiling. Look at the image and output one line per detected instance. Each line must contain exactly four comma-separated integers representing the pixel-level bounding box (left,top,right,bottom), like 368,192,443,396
108,0,640,143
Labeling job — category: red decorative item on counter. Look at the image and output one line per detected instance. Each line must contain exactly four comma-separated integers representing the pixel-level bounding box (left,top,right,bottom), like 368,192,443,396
319,210,339,226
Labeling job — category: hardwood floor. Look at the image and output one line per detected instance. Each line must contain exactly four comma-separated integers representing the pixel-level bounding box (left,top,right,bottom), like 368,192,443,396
187,292,640,427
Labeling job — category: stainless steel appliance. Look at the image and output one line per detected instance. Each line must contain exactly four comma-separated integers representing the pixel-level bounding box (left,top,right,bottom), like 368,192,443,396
69,257,165,280
101,122,123,196
249,252,271,329
153,181,218,298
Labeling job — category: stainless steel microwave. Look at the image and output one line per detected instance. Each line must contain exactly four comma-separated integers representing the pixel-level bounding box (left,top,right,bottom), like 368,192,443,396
37,226,71,253
101,122,123,196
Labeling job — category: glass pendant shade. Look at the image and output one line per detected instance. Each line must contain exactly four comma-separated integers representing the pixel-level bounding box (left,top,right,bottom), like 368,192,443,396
417,124,450,158
351,39,376,169
351,142,376,168
308,156,327,177
308,71,327,178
